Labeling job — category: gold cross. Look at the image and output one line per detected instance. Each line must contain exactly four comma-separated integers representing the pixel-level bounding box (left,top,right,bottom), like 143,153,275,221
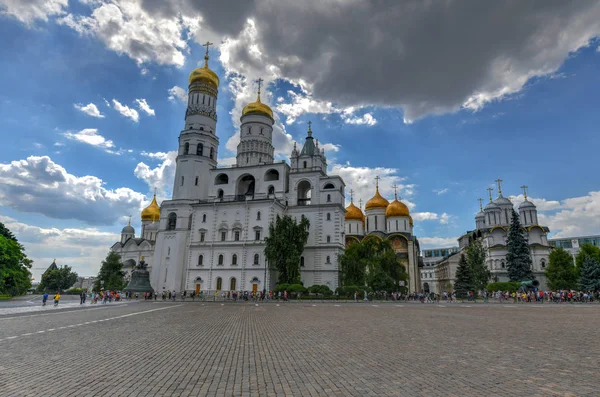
392,184,398,199
202,41,213,56
349,189,354,202
521,185,528,200
375,176,380,189
477,198,484,211
359,198,363,209
495,178,503,196
256,78,263,95
307,121,312,131
128,215,132,226
487,187,494,202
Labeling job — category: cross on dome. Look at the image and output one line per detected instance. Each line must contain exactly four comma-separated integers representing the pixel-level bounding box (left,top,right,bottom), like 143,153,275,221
359,198,363,209
349,189,354,202
487,187,494,202
521,185,529,200
392,184,398,199
202,41,213,66
375,175,381,188
478,198,484,211
307,121,313,137
495,178,503,196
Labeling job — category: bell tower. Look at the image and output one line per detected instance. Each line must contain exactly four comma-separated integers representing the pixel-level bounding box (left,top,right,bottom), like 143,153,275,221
172,42,220,200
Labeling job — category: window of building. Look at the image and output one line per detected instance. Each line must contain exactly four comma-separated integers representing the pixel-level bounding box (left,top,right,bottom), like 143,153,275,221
195,176,199,186
184,142,189,155
181,176,184,186
221,231,226,241
348,224,351,233
268,186,275,195
188,214,193,230
232,254,238,265
540,259,546,269
218,255,224,265
326,256,330,264
300,256,305,267
327,213,331,221
230,278,236,291
210,147,214,159
216,277,222,290
375,216,378,230
327,235,331,243
202,214,207,223
167,213,177,230
366,218,369,232
218,189,224,200
303,161,307,168
200,232,205,242
255,231,261,241
197,143,203,156
257,211,261,221
197,255,203,266
404,220,407,230
327,194,331,202
167,247,171,256
501,260,505,269
254,254,259,265
234,231,240,241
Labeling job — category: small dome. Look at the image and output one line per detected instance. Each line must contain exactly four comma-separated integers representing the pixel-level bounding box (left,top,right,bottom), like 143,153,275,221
386,198,410,217
188,54,219,88
121,225,135,234
141,195,160,222
485,200,500,211
519,199,536,209
345,202,364,221
365,188,389,210
475,211,485,219
242,95,273,118
494,196,513,206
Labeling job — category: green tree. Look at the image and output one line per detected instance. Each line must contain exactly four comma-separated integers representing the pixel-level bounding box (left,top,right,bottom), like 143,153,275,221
506,210,534,281
39,263,78,292
545,248,578,290
264,215,310,285
453,253,474,298
339,242,368,286
0,222,17,241
94,251,126,291
466,239,490,291
575,244,600,278
0,234,32,296
579,255,600,292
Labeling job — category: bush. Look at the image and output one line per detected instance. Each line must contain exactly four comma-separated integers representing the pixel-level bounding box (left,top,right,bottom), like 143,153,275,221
66,288,84,295
0,294,12,300
273,283,290,293
486,282,521,293
308,285,332,296
289,284,306,294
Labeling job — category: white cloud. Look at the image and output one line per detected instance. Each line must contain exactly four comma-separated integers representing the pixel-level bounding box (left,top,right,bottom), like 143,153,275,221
135,98,155,116
168,86,187,102
74,103,105,118
434,188,449,195
112,99,139,122
276,91,339,125
412,212,439,222
0,156,145,225
0,0,68,25
135,150,177,199
535,191,600,238
320,143,341,153
419,236,459,249
0,215,119,278
342,112,377,126
509,194,562,212
439,213,450,225
63,128,114,150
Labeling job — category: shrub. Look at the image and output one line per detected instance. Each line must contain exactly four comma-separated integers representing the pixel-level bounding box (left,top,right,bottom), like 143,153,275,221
289,284,306,294
308,285,332,295
485,282,521,293
273,283,290,293
0,294,12,300
66,288,84,295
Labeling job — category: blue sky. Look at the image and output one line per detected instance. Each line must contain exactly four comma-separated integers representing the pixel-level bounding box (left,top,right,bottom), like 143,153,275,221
1,1,600,278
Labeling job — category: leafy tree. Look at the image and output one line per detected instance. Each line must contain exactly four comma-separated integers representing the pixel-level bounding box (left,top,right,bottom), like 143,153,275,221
264,215,310,285
453,253,474,298
506,210,534,281
575,244,600,278
366,267,396,291
39,263,78,292
579,255,600,292
0,222,17,241
545,248,578,290
94,251,126,292
466,238,490,291
0,234,32,296
339,242,368,286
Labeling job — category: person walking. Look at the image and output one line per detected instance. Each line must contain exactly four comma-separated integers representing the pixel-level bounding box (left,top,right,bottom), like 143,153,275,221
53,292,61,306
80,291,85,305
42,292,49,306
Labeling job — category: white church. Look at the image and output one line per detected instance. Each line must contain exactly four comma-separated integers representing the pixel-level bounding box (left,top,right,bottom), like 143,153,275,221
112,47,347,294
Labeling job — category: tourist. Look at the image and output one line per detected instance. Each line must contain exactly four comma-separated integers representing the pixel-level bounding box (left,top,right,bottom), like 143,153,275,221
53,292,61,306
42,292,48,306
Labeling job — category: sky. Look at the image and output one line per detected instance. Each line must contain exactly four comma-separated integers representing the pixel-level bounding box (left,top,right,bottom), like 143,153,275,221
1,0,600,278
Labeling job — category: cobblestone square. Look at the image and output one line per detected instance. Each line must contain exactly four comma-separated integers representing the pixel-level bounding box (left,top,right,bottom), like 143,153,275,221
0,301,598,396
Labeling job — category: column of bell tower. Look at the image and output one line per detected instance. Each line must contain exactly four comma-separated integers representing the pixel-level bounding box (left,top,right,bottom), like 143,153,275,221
172,43,220,201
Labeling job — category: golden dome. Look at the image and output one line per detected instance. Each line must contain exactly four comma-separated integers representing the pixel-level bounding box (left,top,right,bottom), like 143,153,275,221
188,53,219,88
345,201,364,221
242,94,273,118
365,188,389,210
141,194,160,222
386,198,410,217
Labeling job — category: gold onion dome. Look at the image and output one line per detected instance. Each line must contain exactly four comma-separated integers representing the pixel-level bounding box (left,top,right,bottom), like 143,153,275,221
365,187,389,210
188,48,220,88
242,78,273,118
386,197,410,217
345,201,364,221
141,194,160,222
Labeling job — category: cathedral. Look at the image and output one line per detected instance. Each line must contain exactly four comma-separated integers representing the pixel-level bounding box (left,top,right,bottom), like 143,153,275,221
111,46,422,294
458,181,550,288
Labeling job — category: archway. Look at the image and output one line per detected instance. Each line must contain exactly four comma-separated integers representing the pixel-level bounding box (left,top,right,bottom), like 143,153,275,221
423,282,430,293
297,180,312,206
237,174,255,199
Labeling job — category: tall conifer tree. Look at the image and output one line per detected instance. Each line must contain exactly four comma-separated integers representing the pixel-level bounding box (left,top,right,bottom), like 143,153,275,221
579,255,600,292
453,253,473,298
506,209,534,281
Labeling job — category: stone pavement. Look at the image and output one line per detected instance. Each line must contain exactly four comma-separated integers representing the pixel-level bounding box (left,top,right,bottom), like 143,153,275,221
0,302,597,396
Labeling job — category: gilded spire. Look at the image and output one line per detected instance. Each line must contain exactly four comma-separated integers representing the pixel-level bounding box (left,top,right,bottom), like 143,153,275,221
521,185,528,201
478,198,484,212
256,77,263,102
350,189,354,203
359,198,363,209
307,120,313,137
202,41,213,68
487,187,494,202
495,178,503,196
392,184,398,200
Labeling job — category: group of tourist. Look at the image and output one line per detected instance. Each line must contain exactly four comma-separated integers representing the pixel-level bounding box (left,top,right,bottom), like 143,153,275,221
490,289,599,303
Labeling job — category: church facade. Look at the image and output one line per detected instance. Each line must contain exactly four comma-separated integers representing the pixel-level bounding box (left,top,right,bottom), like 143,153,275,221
112,49,347,294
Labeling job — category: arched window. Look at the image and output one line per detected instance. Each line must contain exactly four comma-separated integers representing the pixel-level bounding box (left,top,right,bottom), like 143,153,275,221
540,259,546,269
268,186,275,195
167,213,177,230
253,254,259,265
195,176,199,186
230,278,236,291
232,254,237,265
324,183,335,189
216,277,222,290
303,161,307,168
198,255,203,266
326,256,330,264
326,213,331,221
218,254,224,265
300,256,305,267
218,189,224,200
188,214,193,230
215,174,229,185
181,176,184,186
501,260,505,269
264,169,279,181
257,211,261,221
327,194,331,202
196,143,203,156
327,235,331,243
209,147,214,159
184,142,189,155
297,180,312,206
202,214,207,223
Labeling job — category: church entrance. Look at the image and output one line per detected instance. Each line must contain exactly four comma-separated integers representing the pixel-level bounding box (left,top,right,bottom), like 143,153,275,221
252,284,258,293
195,284,201,294
423,282,430,293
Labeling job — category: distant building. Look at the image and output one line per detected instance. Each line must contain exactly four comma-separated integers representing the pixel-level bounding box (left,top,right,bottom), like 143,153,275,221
71,276,96,292
434,252,462,293
420,247,459,293
548,235,600,262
